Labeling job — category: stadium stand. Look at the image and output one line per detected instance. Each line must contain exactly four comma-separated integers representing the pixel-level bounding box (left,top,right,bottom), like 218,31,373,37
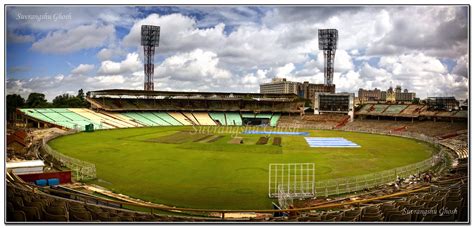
270,113,281,127
453,110,468,118
255,113,273,119
382,105,407,114
7,152,467,222
357,104,374,114
192,113,217,125
372,104,389,113
225,113,243,126
134,112,167,126
8,108,468,222
152,112,183,126
101,112,143,127
20,109,103,131
182,112,200,125
242,113,256,118
67,109,118,129
399,105,424,116
168,112,194,125
343,119,467,137
293,173,467,222
6,181,215,222
209,113,227,125
122,112,160,126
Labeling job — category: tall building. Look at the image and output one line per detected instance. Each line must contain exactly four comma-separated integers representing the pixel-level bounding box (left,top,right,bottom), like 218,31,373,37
260,78,335,107
358,86,416,103
259,78,299,94
358,88,383,102
299,81,335,103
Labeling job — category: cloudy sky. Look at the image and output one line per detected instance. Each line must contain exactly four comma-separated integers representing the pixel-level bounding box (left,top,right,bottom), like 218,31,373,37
6,5,469,101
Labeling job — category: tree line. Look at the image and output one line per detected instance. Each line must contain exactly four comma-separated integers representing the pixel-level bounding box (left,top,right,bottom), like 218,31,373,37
6,89,90,121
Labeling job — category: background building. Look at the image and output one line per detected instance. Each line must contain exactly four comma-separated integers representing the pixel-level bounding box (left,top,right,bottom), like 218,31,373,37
358,86,416,103
358,88,383,102
260,78,335,107
259,78,299,94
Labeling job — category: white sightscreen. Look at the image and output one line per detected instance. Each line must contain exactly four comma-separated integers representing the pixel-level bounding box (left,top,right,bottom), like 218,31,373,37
268,163,315,199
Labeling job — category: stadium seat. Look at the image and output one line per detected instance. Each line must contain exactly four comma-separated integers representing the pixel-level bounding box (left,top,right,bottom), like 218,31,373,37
225,112,242,125
270,113,281,127
388,214,411,221
168,112,194,125
70,211,93,221
192,112,217,125
12,210,27,221
209,112,227,125
43,211,68,221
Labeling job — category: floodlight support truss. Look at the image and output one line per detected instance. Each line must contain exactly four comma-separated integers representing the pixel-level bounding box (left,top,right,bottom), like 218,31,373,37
143,45,156,91
323,50,336,85
141,25,160,91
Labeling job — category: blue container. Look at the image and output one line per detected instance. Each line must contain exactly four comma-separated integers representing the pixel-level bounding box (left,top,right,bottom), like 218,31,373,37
47,178,60,186
35,179,47,186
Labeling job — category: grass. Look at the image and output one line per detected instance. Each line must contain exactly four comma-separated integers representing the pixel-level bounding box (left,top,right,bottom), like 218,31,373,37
49,126,435,210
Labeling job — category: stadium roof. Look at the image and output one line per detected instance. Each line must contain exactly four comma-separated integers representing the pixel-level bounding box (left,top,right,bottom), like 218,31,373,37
88,89,300,100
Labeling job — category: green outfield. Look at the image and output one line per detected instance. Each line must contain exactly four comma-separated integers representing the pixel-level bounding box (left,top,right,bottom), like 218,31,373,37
49,126,435,210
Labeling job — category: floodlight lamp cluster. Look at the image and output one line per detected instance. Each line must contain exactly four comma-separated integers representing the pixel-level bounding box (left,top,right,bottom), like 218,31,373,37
318,29,338,50
318,29,338,85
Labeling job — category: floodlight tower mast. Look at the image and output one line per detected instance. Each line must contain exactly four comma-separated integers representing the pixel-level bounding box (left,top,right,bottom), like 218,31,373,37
141,25,160,91
318,29,338,85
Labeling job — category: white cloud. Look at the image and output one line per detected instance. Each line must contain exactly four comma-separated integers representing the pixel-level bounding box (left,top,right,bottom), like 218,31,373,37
97,52,142,75
122,13,226,54
97,47,126,61
275,63,295,77
71,64,95,75
31,24,115,54
6,6,469,101
155,49,231,83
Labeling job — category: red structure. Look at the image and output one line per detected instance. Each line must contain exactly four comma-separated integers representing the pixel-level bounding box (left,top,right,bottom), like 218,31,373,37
18,171,72,184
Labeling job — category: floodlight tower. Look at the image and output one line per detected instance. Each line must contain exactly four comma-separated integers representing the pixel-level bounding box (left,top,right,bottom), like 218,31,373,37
141,25,160,91
318,29,338,85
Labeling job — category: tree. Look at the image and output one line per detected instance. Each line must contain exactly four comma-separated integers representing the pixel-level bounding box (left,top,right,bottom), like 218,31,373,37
6,94,25,121
52,92,88,108
26,93,49,108
77,89,85,100
77,89,89,107
52,93,84,108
